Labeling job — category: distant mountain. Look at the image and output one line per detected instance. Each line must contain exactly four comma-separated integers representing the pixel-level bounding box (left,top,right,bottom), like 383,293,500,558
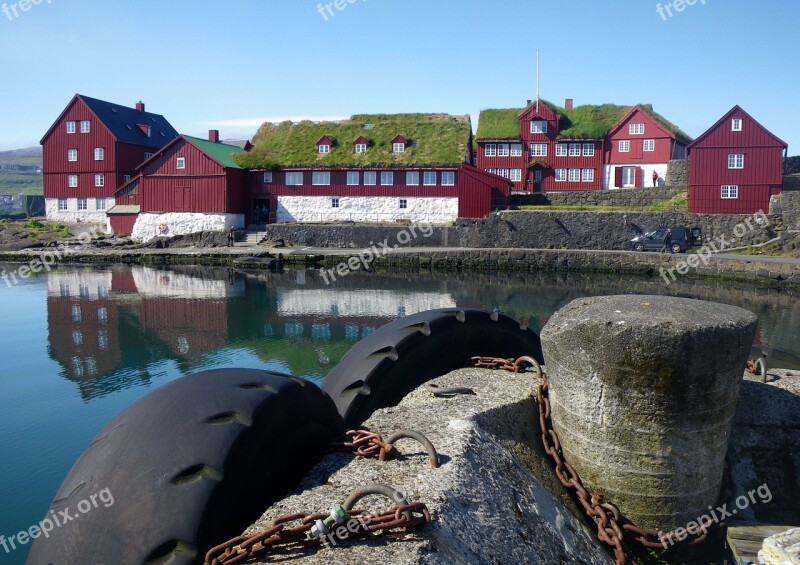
0,147,42,167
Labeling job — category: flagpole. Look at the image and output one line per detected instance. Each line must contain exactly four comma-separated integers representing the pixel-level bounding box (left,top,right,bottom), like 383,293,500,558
536,50,539,113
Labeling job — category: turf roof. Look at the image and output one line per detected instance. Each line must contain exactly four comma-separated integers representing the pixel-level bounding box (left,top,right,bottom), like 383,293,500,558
475,102,692,143
236,114,472,169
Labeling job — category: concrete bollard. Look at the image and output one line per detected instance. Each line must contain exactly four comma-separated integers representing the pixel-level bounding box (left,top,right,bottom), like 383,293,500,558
540,295,757,530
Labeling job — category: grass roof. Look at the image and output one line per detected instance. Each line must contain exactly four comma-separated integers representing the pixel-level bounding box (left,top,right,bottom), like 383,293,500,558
476,102,692,143
236,114,472,169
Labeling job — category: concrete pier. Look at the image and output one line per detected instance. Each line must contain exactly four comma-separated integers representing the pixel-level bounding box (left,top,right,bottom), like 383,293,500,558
540,295,758,530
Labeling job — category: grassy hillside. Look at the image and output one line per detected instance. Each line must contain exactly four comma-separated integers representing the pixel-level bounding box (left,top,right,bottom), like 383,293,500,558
0,146,43,195
0,146,42,167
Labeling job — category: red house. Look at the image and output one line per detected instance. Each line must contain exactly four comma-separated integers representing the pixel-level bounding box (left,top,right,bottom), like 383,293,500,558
41,94,178,223
688,106,788,213
603,105,690,189
111,131,246,239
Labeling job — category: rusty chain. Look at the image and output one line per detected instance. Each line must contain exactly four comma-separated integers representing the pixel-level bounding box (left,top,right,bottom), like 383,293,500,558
328,428,440,468
476,355,737,565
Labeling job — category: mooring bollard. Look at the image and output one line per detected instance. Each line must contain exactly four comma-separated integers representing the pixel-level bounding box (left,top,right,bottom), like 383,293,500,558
540,295,757,530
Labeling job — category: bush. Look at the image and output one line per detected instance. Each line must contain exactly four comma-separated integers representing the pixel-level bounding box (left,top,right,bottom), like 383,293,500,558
25,218,45,229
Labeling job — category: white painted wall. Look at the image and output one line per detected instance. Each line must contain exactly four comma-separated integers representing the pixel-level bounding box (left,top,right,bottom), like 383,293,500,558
131,266,244,298
603,163,669,189
131,212,244,242
277,289,457,318
45,197,115,223
276,196,459,224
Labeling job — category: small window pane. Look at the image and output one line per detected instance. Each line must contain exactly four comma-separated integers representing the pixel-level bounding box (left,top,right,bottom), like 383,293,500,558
363,171,377,185
286,172,304,185
441,171,455,185
406,171,419,185
312,171,331,185
423,171,436,185
381,171,394,185
347,171,359,185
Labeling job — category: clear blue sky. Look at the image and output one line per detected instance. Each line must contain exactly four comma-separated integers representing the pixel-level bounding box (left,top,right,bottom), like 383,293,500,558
0,0,797,153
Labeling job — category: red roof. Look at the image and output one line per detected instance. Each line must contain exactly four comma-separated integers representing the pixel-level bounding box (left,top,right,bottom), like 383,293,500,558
316,135,334,146
391,135,408,145
688,105,788,150
353,136,370,146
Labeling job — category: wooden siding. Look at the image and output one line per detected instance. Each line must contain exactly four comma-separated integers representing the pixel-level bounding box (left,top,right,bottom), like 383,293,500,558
689,147,784,186
605,108,683,164
109,213,138,235
689,184,773,214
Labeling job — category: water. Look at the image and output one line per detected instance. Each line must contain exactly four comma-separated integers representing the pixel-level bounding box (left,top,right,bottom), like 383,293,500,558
0,263,798,563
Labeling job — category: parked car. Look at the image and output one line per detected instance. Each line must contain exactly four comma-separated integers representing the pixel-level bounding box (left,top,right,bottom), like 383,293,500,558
630,227,691,253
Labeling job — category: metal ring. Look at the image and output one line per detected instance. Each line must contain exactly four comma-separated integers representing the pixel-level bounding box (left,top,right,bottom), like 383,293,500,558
386,430,441,468
343,484,411,522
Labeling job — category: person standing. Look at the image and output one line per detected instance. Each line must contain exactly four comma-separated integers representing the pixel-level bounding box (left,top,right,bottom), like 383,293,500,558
652,170,659,187
227,227,235,247
660,228,672,253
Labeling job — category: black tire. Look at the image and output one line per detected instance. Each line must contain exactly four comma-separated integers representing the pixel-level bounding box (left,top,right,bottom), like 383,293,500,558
671,243,683,254
634,243,644,252
28,369,344,565
321,308,543,427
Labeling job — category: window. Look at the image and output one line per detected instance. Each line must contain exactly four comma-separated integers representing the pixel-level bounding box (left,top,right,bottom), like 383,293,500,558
643,139,655,152
721,185,739,199
423,171,436,185
530,143,547,157
496,169,510,179
96,198,107,211
364,171,377,185
94,147,104,161
347,171,360,185
58,198,68,211
66,121,76,134
94,174,104,187
318,144,330,154
355,143,368,154
568,169,581,182
285,172,304,185
399,198,408,209
497,144,510,157
406,171,419,185
530,120,547,134
484,144,497,157
68,149,78,161
393,143,405,153
77,198,88,211
176,157,186,169
381,171,394,185
123,175,131,183
144,152,153,160
629,123,645,135
486,168,496,174
263,172,273,183
80,120,91,133
728,153,744,169
732,119,742,131
312,171,331,185
441,171,455,185
510,143,523,157
68,175,78,188
582,169,595,182
583,143,595,157
509,169,522,182
619,140,630,153
555,169,567,182
331,197,340,208
555,144,568,157
568,143,581,157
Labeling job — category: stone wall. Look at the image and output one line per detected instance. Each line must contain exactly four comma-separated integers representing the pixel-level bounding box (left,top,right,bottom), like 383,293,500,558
276,195,458,224
665,159,687,187
45,197,113,224
131,212,243,242
540,187,685,208
774,188,800,231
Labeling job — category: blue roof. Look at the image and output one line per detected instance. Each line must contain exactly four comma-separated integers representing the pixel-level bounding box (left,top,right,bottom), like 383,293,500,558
78,94,179,149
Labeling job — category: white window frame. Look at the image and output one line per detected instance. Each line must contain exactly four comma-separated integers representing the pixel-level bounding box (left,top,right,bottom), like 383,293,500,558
568,143,581,157
68,148,78,162
355,143,368,154
721,185,739,199
399,198,408,209
555,169,567,182
629,123,645,135
406,171,419,186
318,144,331,154
96,197,107,211
263,171,273,183
582,169,595,182
441,171,455,186
331,197,340,208
496,168,510,179
486,168,496,174
94,174,104,187
77,197,88,211
530,120,547,134
510,143,523,157
58,198,68,211
393,143,405,153
176,157,186,169
732,119,742,132
68,175,78,188
497,144,510,157
423,171,436,186
381,171,394,186
312,171,331,186
285,171,304,186
347,171,360,186
144,152,153,160
643,139,655,152
530,143,547,157
123,174,131,183
728,153,744,169
582,143,595,157
66,121,76,134
509,169,522,182
80,120,91,133
94,147,104,161
363,171,377,186
619,140,630,153
555,144,568,157
484,144,497,157
568,169,581,182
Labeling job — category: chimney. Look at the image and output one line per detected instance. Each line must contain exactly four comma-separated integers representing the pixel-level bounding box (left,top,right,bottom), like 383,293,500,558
527,99,532,106
135,101,145,113
208,130,220,143
565,98,574,110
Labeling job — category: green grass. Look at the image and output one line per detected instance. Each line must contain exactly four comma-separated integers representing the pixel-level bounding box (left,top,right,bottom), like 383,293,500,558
0,147,42,167
13,219,71,238
236,114,472,169
0,171,43,195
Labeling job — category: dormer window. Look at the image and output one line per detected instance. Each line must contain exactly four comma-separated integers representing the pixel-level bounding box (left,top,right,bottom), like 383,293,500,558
530,120,547,134
353,136,370,154
316,136,334,154
319,144,330,154
391,135,408,153
137,124,152,137
355,144,367,154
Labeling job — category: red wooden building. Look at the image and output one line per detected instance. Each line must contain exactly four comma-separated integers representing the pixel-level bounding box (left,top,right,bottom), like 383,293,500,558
687,106,788,213
41,95,178,223
111,131,246,239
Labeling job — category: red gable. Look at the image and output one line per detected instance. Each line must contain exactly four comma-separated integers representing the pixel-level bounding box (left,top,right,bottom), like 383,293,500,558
391,135,407,145
353,136,370,146
316,135,334,147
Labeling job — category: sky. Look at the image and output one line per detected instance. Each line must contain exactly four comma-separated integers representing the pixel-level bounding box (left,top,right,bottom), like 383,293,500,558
0,0,797,153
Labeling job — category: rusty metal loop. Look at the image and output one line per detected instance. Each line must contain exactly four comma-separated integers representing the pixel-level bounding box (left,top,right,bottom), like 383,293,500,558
343,484,411,522
423,383,477,397
386,430,440,468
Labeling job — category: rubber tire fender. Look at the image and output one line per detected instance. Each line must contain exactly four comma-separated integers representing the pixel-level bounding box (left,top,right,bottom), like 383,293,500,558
28,369,344,565
321,308,543,427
